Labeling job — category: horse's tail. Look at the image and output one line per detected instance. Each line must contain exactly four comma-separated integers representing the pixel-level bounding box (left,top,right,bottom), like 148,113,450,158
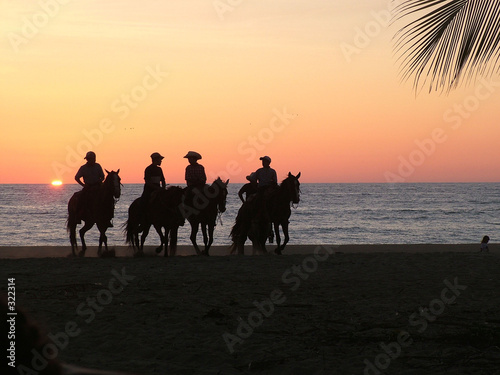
123,219,135,247
124,198,142,248
229,210,242,243
229,218,242,255
230,202,253,243
67,193,79,232
66,193,80,251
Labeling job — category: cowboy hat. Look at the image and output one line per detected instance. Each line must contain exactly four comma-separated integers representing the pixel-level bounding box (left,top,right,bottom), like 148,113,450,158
150,152,164,160
184,151,202,160
246,172,257,182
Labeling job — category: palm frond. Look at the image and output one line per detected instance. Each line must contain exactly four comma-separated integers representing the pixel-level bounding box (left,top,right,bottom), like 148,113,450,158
393,0,500,93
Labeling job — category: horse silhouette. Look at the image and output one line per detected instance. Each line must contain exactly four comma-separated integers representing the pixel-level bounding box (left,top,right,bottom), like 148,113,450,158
182,177,229,255
230,172,300,255
124,186,184,257
67,170,121,257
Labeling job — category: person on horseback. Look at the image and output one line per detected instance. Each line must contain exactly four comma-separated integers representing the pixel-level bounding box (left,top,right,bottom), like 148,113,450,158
184,151,206,187
139,152,166,224
238,172,258,203
74,151,113,227
183,151,207,212
254,155,277,242
75,151,104,187
141,152,166,205
255,155,277,190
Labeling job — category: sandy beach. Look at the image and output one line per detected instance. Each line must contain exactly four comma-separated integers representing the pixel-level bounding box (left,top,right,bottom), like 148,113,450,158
3,244,500,374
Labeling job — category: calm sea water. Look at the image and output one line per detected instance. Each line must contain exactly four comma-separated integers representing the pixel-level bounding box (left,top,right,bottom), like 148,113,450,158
0,183,499,247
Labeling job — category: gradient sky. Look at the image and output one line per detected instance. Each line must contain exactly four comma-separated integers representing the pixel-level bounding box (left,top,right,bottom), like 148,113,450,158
1,0,499,184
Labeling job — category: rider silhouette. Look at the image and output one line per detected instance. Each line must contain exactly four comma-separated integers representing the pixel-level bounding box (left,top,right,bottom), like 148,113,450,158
74,151,112,227
254,156,277,190
238,172,258,203
184,151,206,187
75,151,104,187
183,151,207,210
141,152,166,205
253,155,277,242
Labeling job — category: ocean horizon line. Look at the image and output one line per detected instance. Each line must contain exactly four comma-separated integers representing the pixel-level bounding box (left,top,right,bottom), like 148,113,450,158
2,181,500,185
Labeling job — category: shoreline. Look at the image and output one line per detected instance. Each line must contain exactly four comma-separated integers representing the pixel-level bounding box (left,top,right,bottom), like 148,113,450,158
0,243,495,258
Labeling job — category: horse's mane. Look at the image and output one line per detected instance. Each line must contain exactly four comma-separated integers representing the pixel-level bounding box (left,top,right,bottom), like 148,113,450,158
105,170,119,177
212,177,223,184
103,170,120,185
280,176,291,184
279,174,298,186
280,172,301,183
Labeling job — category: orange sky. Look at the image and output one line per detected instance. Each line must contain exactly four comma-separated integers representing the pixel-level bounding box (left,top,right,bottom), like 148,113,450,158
1,0,500,184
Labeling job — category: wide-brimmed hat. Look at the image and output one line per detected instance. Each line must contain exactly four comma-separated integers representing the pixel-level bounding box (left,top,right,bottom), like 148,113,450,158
246,172,257,182
150,152,164,160
260,155,271,163
84,151,96,160
184,151,202,160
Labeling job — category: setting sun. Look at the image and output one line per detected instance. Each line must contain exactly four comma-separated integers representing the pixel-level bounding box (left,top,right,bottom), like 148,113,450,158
51,180,63,186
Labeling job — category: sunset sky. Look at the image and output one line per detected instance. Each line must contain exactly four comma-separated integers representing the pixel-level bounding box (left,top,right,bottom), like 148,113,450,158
1,0,499,184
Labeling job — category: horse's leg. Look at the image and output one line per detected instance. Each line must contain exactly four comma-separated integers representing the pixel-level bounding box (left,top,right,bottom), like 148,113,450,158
237,236,246,255
79,221,94,257
261,232,268,254
259,221,268,254
169,226,178,256
67,196,80,256
205,223,215,256
236,226,248,255
200,223,209,255
69,222,78,256
189,222,202,255
274,222,282,255
163,227,170,257
131,224,148,257
97,223,108,257
133,229,140,249
251,238,260,255
67,211,79,256
153,224,165,254
279,221,290,254
139,224,151,253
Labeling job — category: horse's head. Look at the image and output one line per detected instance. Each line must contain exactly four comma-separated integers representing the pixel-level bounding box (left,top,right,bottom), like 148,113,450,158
282,172,301,204
105,169,121,198
211,177,229,213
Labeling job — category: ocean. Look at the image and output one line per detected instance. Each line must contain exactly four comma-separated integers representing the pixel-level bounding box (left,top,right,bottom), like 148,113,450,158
0,183,499,247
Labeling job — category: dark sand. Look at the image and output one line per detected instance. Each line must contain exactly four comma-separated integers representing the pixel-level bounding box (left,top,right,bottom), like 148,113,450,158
2,245,499,374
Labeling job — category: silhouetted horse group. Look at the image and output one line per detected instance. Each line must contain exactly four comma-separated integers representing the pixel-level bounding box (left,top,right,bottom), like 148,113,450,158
230,172,301,255
124,178,229,256
67,172,300,257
